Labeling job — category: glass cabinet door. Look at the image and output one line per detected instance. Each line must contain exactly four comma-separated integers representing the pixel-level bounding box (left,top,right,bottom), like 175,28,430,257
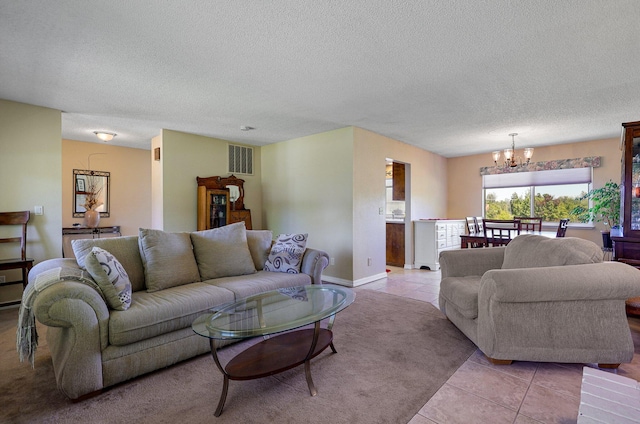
209,191,229,228
622,122,640,235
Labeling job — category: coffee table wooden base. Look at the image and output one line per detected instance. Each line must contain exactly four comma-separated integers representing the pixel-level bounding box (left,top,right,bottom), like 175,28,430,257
210,324,335,417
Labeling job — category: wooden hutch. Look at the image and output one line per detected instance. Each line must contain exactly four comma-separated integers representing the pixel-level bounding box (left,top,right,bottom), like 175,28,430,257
196,175,252,231
611,120,640,315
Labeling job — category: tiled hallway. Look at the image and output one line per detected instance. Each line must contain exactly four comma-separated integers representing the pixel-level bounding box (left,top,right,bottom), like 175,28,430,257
357,267,640,424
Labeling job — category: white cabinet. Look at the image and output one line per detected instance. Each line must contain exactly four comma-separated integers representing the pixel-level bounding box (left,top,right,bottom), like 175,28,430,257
414,219,465,270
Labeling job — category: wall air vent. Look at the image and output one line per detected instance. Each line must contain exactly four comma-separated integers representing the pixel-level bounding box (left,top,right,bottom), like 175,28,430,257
228,144,253,175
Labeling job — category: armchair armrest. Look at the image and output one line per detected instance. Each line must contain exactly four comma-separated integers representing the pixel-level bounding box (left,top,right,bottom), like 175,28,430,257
480,262,640,303
439,247,505,278
300,248,330,285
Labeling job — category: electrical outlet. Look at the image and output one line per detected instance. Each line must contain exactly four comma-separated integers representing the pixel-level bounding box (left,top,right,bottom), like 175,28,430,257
0,276,5,284
330,257,335,266
367,257,372,266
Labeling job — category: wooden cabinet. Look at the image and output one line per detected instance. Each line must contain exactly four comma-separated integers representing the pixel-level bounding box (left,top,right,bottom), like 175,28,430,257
197,187,231,230
196,175,252,231
612,120,640,266
611,121,640,316
229,209,252,229
392,162,405,201
414,219,465,270
386,222,405,267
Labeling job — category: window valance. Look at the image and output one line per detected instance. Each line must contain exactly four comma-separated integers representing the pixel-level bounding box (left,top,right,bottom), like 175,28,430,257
479,156,601,176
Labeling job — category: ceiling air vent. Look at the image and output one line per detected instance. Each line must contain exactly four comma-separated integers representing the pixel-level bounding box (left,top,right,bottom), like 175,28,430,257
228,144,253,175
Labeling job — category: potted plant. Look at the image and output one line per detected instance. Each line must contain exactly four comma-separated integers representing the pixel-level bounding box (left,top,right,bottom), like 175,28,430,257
571,180,621,248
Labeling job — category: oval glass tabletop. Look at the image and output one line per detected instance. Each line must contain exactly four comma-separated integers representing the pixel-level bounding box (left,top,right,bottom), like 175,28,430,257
192,284,355,340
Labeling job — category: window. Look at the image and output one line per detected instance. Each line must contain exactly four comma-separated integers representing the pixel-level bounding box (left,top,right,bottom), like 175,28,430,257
483,168,591,224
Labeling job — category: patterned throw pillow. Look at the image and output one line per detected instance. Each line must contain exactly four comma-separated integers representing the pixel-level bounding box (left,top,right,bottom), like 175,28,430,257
264,233,308,274
84,246,132,310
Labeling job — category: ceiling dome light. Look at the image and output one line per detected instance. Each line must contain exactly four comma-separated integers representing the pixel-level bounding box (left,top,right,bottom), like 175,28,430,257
94,131,117,142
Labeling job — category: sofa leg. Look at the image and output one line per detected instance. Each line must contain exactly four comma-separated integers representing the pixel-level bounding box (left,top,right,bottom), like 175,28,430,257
71,389,103,402
486,356,512,365
598,363,620,369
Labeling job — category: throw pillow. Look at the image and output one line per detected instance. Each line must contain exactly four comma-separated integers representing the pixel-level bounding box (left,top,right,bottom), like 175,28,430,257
264,233,308,273
72,236,146,292
246,229,273,270
191,222,257,280
84,247,132,310
138,228,201,292
502,234,603,270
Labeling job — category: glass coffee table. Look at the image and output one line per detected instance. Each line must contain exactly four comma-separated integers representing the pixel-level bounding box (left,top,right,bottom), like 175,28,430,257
192,284,355,416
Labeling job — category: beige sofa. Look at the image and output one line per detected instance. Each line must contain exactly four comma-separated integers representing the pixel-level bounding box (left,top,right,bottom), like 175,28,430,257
27,225,329,400
438,234,640,368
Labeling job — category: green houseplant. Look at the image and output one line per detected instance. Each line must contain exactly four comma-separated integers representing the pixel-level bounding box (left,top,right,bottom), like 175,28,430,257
571,180,621,248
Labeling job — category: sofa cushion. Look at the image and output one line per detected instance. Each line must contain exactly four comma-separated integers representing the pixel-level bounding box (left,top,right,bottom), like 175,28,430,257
438,276,481,319
191,222,256,280
138,228,201,292
502,234,603,270
109,282,235,346
204,270,311,300
72,236,146,292
84,247,132,310
246,230,273,270
264,233,308,273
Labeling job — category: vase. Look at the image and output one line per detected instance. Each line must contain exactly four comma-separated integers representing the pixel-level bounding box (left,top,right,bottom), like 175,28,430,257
84,209,100,228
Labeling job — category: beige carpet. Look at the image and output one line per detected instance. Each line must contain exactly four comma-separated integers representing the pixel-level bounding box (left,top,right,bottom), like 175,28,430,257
0,290,475,424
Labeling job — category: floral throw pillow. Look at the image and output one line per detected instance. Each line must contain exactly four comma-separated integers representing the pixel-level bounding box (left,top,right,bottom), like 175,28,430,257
264,233,308,274
84,246,132,310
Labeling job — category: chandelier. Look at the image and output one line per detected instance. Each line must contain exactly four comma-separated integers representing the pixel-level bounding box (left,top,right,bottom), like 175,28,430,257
492,133,533,168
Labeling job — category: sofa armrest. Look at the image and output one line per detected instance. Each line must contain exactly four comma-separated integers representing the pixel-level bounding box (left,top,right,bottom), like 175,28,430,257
28,258,80,285
300,248,330,284
30,259,111,399
439,247,505,278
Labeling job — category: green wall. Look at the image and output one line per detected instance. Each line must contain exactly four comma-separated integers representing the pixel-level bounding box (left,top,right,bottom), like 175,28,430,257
0,99,62,303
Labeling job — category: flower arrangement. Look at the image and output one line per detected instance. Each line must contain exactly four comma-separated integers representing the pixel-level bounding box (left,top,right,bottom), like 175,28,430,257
82,175,104,211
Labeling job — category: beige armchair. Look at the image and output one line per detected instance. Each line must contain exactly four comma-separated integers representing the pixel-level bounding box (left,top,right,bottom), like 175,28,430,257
438,235,640,368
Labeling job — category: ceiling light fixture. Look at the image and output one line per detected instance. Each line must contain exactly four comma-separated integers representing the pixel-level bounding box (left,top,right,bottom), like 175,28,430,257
492,133,533,168
94,131,117,142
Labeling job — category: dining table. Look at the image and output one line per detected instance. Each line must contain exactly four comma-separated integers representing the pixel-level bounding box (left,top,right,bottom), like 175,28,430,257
460,230,558,248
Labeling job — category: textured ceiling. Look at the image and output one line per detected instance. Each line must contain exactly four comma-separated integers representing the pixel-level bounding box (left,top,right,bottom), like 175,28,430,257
1,1,639,157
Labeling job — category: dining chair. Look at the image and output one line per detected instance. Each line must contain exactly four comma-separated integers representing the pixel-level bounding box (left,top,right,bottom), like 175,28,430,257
556,218,569,238
483,219,521,247
515,216,543,232
465,217,478,234
0,211,34,306
475,217,484,233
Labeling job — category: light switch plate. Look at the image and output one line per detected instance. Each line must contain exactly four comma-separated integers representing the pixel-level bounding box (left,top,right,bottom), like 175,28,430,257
34,205,44,215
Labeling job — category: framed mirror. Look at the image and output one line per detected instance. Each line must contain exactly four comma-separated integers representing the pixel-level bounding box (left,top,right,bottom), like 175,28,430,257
73,169,110,217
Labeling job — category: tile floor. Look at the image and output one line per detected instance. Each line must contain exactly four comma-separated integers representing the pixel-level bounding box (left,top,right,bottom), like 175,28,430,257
356,266,640,424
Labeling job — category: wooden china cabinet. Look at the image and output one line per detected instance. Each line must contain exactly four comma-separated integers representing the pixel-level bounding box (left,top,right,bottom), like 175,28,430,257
611,120,640,316
196,175,252,231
